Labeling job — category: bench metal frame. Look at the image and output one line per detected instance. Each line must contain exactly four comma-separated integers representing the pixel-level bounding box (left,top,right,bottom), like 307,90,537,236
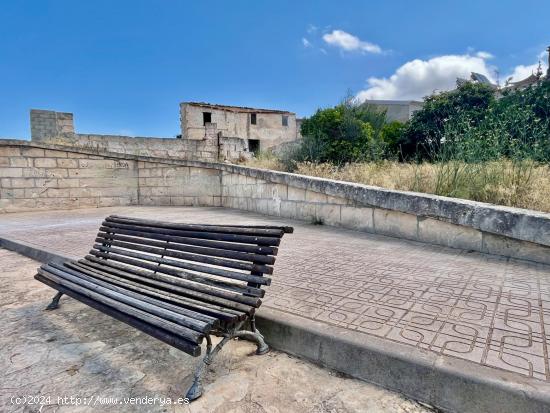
46,292,267,400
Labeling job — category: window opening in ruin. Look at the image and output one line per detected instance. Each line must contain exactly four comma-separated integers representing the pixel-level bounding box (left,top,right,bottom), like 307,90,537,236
250,113,257,125
203,112,212,125
282,115,288,126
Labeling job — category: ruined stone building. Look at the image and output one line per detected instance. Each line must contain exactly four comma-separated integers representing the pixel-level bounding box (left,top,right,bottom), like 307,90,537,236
179,102,300,155
29,102,301,162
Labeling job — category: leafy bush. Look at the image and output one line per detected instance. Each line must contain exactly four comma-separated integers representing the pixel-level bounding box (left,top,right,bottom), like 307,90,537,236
438,80,550,163
399,82,496,160
380,121,406,157
294,97,403,166
299,103,372,164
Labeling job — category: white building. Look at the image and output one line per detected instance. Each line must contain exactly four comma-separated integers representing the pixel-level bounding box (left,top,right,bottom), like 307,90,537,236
362,100,424,122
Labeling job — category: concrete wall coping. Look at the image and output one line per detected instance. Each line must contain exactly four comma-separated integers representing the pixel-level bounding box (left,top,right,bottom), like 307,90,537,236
2,138,550,248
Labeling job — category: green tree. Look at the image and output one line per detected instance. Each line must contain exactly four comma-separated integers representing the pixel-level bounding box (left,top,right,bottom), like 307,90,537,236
400,82,496,160
299,100,377,164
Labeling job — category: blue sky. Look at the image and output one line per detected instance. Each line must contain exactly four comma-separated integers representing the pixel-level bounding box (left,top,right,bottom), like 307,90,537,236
1,0,548,139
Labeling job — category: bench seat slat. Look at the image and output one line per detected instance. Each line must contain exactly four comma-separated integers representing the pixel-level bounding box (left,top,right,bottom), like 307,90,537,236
91,245,271,287
91,243,266,298
82,254,264,299
108,215,288,237
50,261,217,330
99,226,278,256
89,248,262,306
97,231,276,264
76,259,246,322
42,264,212,334
83,254,258,312
35,273,201,356
96,237,274,275
102,221,281,247
38,268,204,344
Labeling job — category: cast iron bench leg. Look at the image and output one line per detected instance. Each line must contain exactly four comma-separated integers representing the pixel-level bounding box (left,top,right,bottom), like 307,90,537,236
233,329,269,355
186,335,220,401
235,315,269,355
185,319,270,401
45,292,63,310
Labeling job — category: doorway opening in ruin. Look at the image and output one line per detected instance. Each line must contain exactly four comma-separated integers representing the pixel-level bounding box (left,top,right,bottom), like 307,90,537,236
248,139,260,155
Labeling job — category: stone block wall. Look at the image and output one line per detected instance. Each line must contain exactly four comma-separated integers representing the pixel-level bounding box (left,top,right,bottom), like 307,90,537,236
138,161,221,207
30,109,251,162
0,146,138,211
30,110,74,141
0,143,219,213
42,133,220,162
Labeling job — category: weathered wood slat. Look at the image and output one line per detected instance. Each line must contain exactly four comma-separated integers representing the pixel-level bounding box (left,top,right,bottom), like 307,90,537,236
38,268,204,344
76,259,246,322
42,263,212,333
97,232,276,265
108,215,287,237
50,261,217,330
91,244,271,287
90,247,265,303
189,223,294,234
99,226,278,256
84,254,259,311
35,273,201,356
83,247,265,298
102,220,281,247
95,237,274,275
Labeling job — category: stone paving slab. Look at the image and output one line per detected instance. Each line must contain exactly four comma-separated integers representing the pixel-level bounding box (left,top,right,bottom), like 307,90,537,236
2,206,550,410
0,248,428,413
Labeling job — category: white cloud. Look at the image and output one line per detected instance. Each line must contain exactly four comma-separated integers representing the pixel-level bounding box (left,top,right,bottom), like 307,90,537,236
357,53,496,101
476,51,494,59
322,30,382,54
307,24,318,34
302,37,311,48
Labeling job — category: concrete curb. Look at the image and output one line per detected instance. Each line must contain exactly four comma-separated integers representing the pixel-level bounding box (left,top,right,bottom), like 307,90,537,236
256,308,550,413
0,237,77,264
3,235,550,413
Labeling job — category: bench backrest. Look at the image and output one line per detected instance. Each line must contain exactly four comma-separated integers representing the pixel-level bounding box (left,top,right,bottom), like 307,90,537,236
88,215,292,311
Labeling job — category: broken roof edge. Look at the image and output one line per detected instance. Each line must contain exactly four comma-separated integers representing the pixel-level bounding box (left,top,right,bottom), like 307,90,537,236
181,101,295,115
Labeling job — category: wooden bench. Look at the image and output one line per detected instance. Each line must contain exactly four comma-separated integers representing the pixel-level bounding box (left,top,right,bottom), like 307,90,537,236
35,215,293,400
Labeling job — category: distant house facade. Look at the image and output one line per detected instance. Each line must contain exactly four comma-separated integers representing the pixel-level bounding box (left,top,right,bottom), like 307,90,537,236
362,100,424,122
179,102,300,154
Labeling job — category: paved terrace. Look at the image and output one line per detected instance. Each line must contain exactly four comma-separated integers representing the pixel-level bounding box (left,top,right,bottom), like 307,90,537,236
1,206,550,410
0,249,426,413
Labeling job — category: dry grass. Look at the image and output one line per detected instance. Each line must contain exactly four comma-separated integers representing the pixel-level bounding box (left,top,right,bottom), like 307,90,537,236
243,158,550,213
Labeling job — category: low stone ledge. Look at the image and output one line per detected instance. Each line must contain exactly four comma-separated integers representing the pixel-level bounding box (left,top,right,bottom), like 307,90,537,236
219,163,550,249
